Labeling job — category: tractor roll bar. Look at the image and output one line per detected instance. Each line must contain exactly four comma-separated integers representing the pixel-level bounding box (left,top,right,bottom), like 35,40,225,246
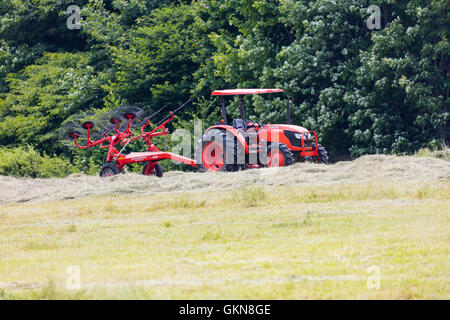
212,89,289,125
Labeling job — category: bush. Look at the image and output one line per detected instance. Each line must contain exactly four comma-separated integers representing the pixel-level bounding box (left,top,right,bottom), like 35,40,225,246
0,146,78,178
414,145,450,162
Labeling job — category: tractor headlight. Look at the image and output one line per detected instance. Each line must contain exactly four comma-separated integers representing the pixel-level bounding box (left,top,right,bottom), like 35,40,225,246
295,132,313,140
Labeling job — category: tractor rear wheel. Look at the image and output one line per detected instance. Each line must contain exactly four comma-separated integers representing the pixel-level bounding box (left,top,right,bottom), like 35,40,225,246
198,129,242,172
99,163,120,177
142,162,163,178
266,143,295,167
317,144,329,164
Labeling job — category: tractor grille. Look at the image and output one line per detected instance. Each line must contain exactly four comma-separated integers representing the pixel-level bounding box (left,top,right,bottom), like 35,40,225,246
284,130,302,147
303,139,314,148
284,130,314,148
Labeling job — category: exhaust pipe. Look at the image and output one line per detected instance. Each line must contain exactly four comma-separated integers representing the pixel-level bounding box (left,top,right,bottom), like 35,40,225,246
220,97,228,125
287,99,291,124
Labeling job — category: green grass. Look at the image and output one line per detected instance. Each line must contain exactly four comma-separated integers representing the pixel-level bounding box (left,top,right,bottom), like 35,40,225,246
0,181,449,299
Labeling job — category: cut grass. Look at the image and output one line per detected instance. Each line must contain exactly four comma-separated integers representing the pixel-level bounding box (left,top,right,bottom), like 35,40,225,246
0,180,449,299
2,154,449,205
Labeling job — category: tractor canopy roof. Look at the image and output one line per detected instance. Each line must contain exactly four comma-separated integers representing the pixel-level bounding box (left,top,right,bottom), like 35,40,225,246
211,89,283,96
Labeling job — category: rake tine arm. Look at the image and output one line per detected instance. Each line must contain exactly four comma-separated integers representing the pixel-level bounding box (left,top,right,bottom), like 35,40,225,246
113,122,123,135
141,117,155,134
73,137,89,149
147,105,167,121
146,112,175,135
172,99,192,114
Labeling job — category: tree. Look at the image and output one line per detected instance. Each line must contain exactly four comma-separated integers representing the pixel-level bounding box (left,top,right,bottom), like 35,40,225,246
104,4,199,110
346,0,449,155
0,0,88,92
0,52,105,153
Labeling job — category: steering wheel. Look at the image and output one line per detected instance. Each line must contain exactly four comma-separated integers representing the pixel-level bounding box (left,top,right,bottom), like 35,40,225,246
247,121,261,129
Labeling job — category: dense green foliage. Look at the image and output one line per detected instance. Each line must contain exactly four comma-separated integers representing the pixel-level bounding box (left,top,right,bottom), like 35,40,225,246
0,145,76,178
0,0,448,176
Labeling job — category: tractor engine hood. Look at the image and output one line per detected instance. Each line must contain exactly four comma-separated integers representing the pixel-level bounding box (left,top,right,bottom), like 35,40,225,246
262,124,309,133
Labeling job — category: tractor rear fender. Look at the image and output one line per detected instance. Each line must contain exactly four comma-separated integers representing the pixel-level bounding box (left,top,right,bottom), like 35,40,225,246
204,125,249,153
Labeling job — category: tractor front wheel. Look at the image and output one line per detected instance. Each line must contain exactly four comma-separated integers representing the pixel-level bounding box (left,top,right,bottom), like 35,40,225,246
142,162,163,178
99,163,120,177
317,144,329,164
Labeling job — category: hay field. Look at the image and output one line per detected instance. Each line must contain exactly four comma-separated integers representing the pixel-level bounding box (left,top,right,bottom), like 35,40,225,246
0,155,449,299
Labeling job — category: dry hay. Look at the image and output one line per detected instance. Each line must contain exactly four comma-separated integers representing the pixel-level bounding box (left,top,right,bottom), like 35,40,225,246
0,155,449,205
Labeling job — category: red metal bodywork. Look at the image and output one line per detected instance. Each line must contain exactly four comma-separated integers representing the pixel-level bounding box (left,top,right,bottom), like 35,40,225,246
259,125,319,157
204,124,319,158
207,125,249,153
116,152,196,169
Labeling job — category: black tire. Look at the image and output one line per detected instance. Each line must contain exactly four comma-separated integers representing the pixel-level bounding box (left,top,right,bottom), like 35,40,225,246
317,144,329,164
142,162,163,178
99,163,120,177
197,129,243,172
265,143,295,167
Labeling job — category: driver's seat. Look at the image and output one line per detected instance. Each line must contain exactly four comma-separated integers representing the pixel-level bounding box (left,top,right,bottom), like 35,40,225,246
232,119,247,132
232,119,253,145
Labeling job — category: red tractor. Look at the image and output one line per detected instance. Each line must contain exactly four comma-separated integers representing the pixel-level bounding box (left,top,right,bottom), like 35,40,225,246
197,89,328,172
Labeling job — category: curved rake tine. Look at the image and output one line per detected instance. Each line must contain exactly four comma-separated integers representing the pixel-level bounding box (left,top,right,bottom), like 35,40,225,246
155,99,191,127
148,104,168,120
134,105,166,127
93,126,114,142
173,99,192,114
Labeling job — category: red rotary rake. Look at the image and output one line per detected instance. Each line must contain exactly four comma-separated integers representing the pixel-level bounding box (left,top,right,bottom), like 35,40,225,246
60,102,196,178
